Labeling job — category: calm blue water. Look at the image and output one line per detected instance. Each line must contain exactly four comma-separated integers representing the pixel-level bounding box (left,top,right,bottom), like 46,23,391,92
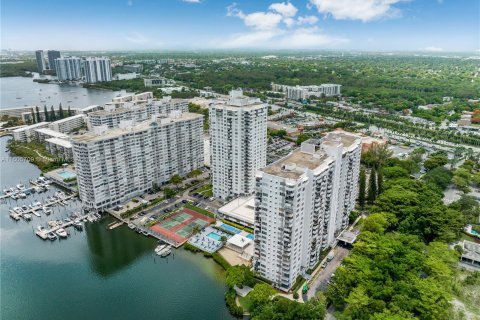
0,76,128,110
207,232,222,241
0,136,233,320
57,170,76,179
219,224,241,234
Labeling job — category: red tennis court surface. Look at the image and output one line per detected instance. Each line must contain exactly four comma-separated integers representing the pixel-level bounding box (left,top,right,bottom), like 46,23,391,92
150,208,214,245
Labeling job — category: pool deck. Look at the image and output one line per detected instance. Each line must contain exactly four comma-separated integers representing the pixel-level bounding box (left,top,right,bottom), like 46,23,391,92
188,226,231,253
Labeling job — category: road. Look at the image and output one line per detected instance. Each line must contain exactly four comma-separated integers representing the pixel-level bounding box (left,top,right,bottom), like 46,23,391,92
305,246,350,300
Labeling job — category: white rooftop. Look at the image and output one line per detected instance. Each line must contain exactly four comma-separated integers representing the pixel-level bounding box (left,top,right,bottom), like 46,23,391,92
227,234,253,249
45,137,72,148
34,128,68,139
13,122,49,133
51,114,84,124
218,196,255,225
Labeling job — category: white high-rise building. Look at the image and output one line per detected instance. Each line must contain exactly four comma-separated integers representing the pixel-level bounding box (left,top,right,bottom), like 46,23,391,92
209,89,267,200
253,131,361,291
55,57,82,81
72,112,204,210
271,83,342,100
83,57,112,83
87,95,188,129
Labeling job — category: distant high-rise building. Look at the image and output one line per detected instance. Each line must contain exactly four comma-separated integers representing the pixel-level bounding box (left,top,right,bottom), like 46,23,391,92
35,50,47,73
209,89,268,200
55,57,82,81
253,131,361,291
83,57,112,83
46,50,61,72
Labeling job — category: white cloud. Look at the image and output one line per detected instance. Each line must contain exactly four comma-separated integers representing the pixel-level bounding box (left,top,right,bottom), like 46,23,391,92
182,0,201,3
309,0,404,22
424,46,444,52
297,15,319,25
269,2,298,17
223,2,344,49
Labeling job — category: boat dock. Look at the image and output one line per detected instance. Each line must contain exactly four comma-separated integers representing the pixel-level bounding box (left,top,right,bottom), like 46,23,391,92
9,193,77,221
35,213,96,239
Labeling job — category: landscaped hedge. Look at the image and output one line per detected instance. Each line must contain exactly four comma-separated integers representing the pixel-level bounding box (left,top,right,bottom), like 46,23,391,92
291,275,305,293
225,289,244,318
184,203,215,218
212,252,231,270
222,219,254,234
183,243,201,253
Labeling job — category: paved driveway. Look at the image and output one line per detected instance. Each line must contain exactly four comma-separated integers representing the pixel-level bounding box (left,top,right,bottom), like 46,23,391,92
305,246,350,300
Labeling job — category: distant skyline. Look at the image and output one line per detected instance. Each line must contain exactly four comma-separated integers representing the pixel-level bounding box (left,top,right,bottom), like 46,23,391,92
1,0,479,52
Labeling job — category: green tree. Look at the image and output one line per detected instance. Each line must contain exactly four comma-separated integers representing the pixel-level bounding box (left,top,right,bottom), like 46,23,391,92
296,134,310,145
382,166,409,179
35,106,41,123
377,166,384,195
164,188,176,199
58,103,64,119
187,169,202,178
358,168,366,210
50,106,56,121
424,154,448,171
225,265,255,289
367,169,377,205
67,105,72,117
30,109,36,124
43,105,49,122
249,283,276,314
169,174,183,187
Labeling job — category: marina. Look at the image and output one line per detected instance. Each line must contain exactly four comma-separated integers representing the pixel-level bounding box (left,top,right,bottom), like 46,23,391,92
0,135,232,320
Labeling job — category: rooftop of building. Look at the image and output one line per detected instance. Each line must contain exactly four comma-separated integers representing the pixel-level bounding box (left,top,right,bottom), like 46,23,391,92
261,147,330,179
12,122,49,132
50,114,85,124
34,128,68,138
45,137,72,148
218,196,255,225
72,112,202,143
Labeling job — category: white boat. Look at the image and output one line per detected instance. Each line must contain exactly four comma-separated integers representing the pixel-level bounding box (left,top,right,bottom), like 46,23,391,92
155,244,167,253
160,248,172,257
73,221,83,231
3,189,10,194
37,226,46,232
43,207,52,215
13,207,22,214
11,194,18,200
48,220,57,228
23,214,32,221
32,210,41,218
47,233,57,241
16,184,25,190
56,228,68,238
18,193,26,199
128,223,136,229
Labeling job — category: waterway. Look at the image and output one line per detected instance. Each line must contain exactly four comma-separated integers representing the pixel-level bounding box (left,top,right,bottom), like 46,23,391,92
0,136,232,319
1,76,127,110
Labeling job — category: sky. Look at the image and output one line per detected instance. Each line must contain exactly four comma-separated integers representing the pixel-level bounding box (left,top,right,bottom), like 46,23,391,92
1,0,479,52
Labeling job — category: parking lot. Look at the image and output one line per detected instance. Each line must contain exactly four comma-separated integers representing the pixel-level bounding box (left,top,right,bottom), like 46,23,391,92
267,137,296,164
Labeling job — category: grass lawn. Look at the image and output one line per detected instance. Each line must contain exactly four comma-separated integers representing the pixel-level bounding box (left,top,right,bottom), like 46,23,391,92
237,293,253,312
194,184,213,197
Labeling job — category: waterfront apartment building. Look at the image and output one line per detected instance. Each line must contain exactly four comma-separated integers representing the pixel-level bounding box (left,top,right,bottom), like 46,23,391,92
49,114,86,133
72,112,204,210
35,50,47,73
253,131,361,291
271,83,341,100
83,57,112,83
46,50,61,72
12,122,50,142
55,57,83,81
209,89,267,200
87,96,188,129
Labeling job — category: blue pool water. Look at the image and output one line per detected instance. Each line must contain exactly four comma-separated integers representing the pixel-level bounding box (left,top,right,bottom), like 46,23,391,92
58,171,76,179
246,233,254,240
207,232,222,241
219,224,241,234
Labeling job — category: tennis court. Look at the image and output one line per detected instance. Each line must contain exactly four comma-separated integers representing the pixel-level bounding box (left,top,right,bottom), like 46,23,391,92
150,208,215,245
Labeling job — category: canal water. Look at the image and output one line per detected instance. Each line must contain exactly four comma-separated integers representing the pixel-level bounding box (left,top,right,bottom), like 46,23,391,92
1,76,128,110
0,136,233,320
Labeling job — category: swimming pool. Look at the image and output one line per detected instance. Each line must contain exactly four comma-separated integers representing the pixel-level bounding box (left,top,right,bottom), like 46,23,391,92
219,224,241,234
207,232,222,241
246,233,254,240
58,171,76,179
